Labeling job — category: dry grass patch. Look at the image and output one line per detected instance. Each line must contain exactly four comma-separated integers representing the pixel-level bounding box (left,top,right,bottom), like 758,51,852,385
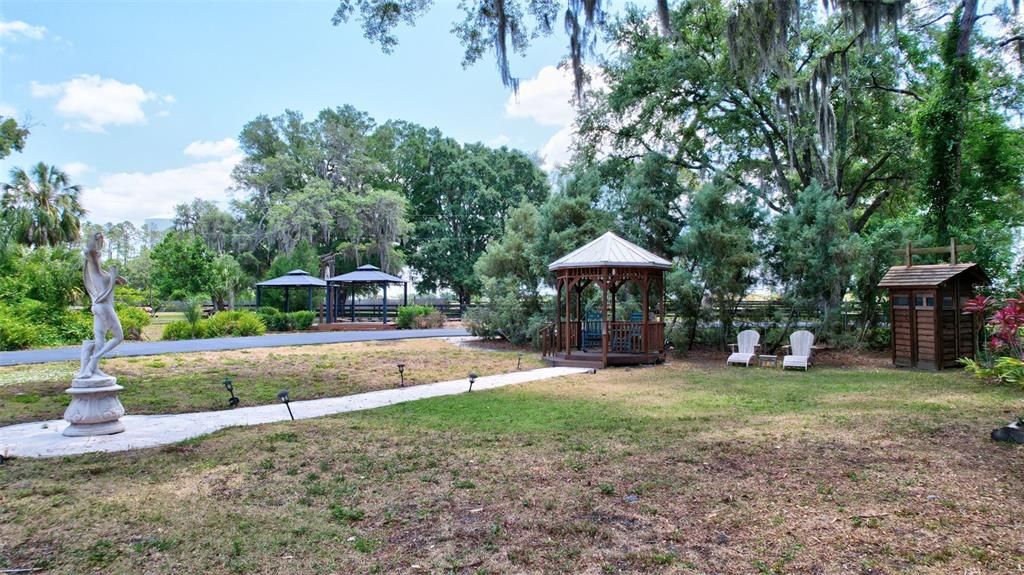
0,338,544,425
1,362,1022,574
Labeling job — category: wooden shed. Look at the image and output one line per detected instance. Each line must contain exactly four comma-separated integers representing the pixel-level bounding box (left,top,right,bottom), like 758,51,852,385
878,262,988,370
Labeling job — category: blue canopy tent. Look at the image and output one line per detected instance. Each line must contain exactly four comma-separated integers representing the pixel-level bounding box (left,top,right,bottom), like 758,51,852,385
326,265,408,324
255,269,328,316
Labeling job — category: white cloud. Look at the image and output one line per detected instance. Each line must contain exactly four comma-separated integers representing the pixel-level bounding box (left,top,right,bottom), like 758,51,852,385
487,134,511,147
61,162,91,178
0,103,16,118
539,125,576,173
0,20,46,41
505,65,606,172
183,137,239,159
81,152,242,224
30,74,173,132
505,65,578,127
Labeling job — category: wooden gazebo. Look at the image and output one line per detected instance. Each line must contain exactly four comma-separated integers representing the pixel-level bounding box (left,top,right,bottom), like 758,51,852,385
540,232,671,368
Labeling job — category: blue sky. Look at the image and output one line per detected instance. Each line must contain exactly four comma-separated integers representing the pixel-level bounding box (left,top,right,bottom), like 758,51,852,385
0,0,599,224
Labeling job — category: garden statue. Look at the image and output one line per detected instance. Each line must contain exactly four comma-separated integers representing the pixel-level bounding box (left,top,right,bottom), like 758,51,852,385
63,232,127,436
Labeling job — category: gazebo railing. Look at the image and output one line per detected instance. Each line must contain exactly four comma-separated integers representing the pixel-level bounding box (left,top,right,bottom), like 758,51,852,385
541,321,666,356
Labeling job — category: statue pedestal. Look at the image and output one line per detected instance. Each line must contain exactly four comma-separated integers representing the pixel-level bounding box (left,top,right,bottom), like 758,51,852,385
63,375,125,437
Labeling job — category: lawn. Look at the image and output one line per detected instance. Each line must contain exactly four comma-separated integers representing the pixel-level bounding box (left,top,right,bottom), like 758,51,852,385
141,311,184,341
1,360,1022,574
0,338,543,426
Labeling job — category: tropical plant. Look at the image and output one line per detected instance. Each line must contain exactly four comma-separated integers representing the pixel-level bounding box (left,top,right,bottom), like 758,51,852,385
1,163,85,247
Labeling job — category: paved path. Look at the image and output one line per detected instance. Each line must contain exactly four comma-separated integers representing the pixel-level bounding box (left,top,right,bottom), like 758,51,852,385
0,367,589,458
0,327,470,366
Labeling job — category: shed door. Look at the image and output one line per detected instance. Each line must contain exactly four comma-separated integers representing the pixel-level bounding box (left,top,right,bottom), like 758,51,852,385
914,291,937,369
891,291,912,367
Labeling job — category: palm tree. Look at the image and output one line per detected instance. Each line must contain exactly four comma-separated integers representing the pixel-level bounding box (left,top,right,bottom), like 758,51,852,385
1,162,86,247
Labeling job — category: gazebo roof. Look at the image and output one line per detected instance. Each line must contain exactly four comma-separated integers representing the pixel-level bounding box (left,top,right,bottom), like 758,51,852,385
256,269,327,288
327,264,406,284
548,232,672,271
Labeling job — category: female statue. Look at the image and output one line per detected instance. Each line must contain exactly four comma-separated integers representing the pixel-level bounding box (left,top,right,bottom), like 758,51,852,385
79,232,125,379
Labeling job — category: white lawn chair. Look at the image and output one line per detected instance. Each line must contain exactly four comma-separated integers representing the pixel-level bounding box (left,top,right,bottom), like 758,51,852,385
726,330,760,366
782,330,816,370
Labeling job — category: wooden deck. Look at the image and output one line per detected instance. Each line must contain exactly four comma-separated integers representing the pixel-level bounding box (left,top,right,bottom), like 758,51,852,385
544,350,664,369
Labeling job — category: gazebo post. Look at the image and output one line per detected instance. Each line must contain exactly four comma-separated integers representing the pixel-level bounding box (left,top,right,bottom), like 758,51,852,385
285,287,290,313
642,271,650,354
351,285,356,322
601,271,609,367
255,286,262,308
307,286,313,313
565,277,572,358
383,283,388,324
403,282,408,307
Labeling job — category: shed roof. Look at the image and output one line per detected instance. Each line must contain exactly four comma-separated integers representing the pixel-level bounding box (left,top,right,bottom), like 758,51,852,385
877,263,988,288
256,269,327,288
327,264,405,284
548,232,672,271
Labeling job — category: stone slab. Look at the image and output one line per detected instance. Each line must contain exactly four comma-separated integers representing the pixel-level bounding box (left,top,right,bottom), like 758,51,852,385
0,367,589,458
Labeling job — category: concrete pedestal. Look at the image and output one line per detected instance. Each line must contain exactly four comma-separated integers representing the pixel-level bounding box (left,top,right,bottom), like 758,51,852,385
63,375,125,437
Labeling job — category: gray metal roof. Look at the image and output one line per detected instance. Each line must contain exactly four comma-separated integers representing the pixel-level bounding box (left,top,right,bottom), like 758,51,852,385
327,264,406,284
877,263,988,288
256,269,327,288
548,232,673,271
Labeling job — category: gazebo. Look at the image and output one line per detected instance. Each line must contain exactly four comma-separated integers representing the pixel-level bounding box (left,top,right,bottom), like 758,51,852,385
326,264,408,324
255,269,327,313
540,232,671,368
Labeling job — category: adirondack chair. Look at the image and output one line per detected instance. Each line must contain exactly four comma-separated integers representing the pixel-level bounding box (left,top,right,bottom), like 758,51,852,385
782,330,816,370
726,330,760,366
582,311,602,349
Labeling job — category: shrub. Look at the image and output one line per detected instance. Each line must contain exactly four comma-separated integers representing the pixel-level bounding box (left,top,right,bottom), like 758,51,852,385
289,310,316,330
0,311,37,350
116,304,152,341
162,320,197,341
396,305,435,329
412,310,446,329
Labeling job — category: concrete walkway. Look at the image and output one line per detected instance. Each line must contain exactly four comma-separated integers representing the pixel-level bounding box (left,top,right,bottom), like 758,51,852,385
0,366,589,459
0,327,470,366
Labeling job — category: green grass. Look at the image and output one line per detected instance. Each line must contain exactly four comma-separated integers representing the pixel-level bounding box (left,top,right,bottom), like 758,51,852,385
0,362,1022,574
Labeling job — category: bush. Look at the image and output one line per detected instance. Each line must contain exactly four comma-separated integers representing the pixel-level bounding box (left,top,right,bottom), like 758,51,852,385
0,311,37,350
162,320,199,341
396,305,436,329
207,310,268,337
164,311,267,340
412,310,446,329
289,310,315,330
116,304,152,341
256,308,314,332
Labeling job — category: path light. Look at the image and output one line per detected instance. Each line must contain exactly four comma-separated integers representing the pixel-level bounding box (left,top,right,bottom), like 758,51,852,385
277,389,294,421
397,363,406,387
222,377,239,408
468,372,477,393
517,353,523,371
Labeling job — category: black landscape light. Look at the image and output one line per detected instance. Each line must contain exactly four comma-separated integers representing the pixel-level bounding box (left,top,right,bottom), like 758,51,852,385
397,363,406,387
517,353,523,371
468,372,478,392
278,389,294,421
223,377,239,408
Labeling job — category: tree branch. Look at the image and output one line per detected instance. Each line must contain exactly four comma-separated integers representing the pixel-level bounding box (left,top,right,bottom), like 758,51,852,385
867,75,924,101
